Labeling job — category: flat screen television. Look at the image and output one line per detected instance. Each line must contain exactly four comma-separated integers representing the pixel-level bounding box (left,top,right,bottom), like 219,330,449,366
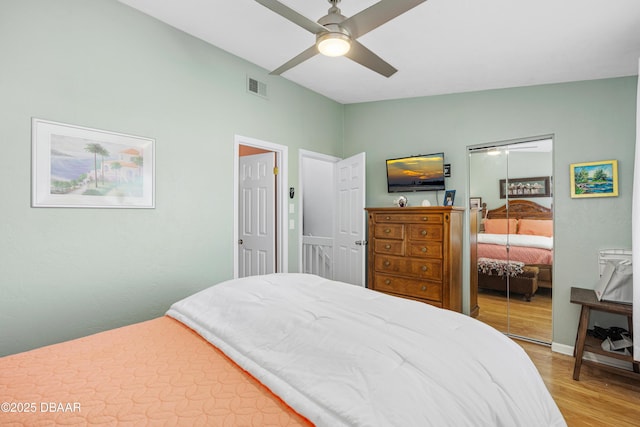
386,153,445,192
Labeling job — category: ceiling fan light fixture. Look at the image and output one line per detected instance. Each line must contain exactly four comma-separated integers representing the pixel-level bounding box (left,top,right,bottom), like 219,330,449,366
317,32,351,57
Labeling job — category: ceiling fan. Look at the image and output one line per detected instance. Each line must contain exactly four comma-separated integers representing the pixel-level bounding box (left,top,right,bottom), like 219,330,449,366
255,0,426,77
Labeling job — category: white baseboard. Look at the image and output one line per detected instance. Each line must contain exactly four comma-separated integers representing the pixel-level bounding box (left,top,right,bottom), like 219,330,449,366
551,342,573,356
551,341,634,371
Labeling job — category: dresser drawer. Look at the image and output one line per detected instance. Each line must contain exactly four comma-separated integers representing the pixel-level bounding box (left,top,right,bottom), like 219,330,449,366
374,213,443,224
373,274,442,302
374,255,442,281
407,224,443,241
407,241,442,258
374,239,405,255
374,224,404,239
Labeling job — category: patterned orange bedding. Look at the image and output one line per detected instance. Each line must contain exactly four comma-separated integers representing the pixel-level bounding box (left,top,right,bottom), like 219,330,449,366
0,316,311,426
477,243,553,265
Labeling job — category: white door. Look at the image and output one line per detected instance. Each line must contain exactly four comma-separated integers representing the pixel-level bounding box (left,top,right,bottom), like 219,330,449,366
238,152,276,277
334,152,366,286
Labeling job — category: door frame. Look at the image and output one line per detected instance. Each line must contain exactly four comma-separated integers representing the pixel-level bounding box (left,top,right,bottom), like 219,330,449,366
233,135,288,278
297,149,341,273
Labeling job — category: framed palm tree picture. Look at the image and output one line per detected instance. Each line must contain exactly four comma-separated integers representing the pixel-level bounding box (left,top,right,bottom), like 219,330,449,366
32,118,155,208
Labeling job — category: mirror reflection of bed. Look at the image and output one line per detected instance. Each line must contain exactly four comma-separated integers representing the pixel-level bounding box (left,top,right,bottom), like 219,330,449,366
475,200,553,343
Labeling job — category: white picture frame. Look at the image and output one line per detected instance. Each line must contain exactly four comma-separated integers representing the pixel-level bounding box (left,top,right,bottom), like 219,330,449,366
32,118,155,208
469,197,482,210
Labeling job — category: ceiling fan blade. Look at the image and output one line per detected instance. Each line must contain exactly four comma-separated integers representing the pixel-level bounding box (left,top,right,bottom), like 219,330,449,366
341,0,427,39
270,45,319,75
255,0,327,34
344,40,397,77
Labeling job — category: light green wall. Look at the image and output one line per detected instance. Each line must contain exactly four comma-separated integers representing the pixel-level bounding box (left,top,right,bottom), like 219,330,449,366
344,77,637,347
1,0,637,356
470,148,553,210
0,0,344,356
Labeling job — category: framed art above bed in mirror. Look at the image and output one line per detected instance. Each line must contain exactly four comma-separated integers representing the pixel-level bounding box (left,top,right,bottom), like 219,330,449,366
499,176,551,199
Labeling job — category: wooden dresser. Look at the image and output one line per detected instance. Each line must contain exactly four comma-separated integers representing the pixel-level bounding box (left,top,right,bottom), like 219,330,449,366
365,206,463,312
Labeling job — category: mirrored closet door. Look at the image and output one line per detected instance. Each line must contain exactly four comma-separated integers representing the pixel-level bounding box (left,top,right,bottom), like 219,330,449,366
469,138,553,343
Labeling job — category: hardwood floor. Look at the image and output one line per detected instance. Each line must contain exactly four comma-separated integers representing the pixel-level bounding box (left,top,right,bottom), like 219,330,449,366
476,288,639,425
518,340,640,427
477,287,552,342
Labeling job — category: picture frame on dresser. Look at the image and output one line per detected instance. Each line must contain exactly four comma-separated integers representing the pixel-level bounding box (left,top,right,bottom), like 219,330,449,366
443,190,456,206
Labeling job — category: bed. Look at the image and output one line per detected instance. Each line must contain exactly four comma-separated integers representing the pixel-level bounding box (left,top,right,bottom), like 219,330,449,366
0,273,565,426
477,200,553,299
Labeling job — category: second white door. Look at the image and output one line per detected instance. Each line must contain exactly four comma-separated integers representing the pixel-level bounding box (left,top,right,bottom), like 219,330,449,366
238,152,276,277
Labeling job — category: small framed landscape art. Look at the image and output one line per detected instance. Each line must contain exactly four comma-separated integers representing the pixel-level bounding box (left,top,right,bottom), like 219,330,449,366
32,118,155,208
570,159,618,198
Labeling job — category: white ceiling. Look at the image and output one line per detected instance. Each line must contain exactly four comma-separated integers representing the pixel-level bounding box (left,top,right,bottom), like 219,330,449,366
118,0,640,104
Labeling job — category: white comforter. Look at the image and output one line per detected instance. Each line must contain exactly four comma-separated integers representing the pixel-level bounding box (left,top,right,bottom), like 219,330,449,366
478,233,554,250
167,273,565,427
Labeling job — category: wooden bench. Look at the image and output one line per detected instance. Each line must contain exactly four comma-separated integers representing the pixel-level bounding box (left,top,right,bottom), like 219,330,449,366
478,258,539,301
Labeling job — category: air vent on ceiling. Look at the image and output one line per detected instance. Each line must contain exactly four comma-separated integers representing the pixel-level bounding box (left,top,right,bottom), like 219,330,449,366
247,76,268,99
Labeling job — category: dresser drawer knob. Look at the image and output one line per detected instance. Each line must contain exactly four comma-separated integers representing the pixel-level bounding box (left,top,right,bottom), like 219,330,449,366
421,247,427,253
421,285,427,291
422,217,428,221
385,216,391,220
385,279,391,285
384,228,391,233
421,230,427,236
384,261,391,267
421,265,428,272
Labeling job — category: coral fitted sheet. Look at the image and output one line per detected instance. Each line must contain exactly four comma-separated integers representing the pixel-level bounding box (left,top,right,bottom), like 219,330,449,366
477,233,553,265
0,316,311,426
478,243,553,265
